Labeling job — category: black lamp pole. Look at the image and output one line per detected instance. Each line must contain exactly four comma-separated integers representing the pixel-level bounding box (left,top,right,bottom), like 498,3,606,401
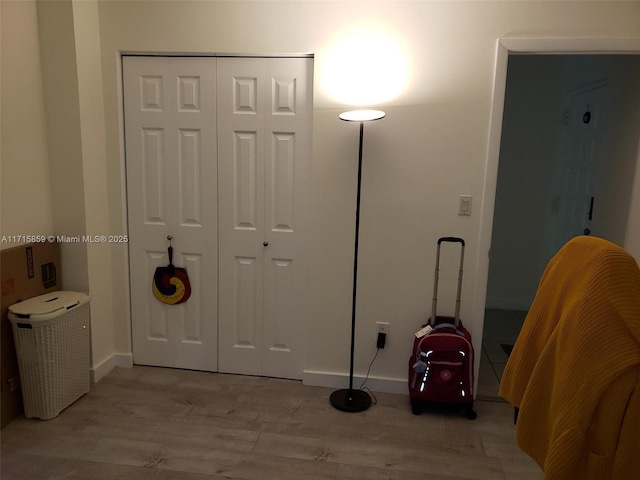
330,110,385,413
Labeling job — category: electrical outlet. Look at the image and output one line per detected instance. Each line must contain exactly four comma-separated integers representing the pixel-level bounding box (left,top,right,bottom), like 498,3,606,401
376,322,389,336
376,322,389,349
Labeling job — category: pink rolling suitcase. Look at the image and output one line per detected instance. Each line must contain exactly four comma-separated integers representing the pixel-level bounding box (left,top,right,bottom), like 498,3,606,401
408,237,476,419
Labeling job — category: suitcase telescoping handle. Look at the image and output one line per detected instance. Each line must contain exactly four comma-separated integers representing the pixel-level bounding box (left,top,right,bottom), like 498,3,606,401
431,237,465,328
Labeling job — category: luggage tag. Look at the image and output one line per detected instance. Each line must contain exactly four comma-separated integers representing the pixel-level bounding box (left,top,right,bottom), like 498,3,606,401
415,325,433,338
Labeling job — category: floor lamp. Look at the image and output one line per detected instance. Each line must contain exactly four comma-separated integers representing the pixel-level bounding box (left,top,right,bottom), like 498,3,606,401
330,109,386,413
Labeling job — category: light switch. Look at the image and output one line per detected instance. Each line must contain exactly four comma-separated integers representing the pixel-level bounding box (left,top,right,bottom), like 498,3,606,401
459,195,472,216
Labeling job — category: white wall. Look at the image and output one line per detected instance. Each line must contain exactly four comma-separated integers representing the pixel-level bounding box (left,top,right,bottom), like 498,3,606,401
95,1,640,390
36,0,89,291
5,0,640,391
0,1,54,247
35,0,117,380
72,0,117,382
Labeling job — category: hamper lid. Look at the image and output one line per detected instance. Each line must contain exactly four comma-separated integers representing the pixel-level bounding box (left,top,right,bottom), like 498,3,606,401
8,291,90,319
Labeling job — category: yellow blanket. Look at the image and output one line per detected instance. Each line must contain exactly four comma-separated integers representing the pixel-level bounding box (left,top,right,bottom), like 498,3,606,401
500,236,640,479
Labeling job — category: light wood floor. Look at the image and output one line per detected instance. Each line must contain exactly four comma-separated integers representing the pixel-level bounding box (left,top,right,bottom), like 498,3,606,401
1,366,541,480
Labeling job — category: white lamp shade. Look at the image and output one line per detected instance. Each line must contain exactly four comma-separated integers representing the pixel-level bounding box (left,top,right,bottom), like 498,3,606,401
339,110,386,122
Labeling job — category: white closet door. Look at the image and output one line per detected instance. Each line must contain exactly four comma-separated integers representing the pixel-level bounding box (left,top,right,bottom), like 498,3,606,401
218,57,312,379
124,56,218,371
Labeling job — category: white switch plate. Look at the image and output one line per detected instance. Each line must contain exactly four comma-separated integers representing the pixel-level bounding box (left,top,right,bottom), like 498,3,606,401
459,195,472,216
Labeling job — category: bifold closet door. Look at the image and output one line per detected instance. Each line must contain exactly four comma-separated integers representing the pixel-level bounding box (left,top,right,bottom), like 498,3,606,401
217,57,312,380
123,56,219,372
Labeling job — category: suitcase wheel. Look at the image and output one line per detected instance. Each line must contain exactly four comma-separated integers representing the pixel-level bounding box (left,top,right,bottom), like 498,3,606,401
411,400,421,416
465,406,477,420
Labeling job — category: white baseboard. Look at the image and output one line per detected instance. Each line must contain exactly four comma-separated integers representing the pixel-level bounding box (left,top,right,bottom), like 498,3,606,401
115,353,134,368
303,370,409,395
90,353,133,383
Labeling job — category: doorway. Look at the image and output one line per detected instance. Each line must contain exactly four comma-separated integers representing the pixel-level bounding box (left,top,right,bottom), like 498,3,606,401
478,53,640,399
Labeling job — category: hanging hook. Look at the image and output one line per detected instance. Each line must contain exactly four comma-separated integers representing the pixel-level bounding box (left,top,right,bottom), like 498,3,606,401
167,235,173,245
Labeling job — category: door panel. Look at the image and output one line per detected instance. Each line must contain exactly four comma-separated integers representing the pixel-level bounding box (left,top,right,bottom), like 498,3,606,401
218,57,311,379
218,58,266,375
233,255,261,348
124,56,218,372
178,129,203,225
543,84,607,263
142,128,166,223
559,86,604,239
262,59,311,378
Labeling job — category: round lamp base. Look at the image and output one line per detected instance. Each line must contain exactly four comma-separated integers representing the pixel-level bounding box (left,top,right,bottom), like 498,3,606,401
330,388,372,413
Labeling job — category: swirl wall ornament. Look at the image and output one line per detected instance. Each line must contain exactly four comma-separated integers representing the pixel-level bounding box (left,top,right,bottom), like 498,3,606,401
152,236,192,305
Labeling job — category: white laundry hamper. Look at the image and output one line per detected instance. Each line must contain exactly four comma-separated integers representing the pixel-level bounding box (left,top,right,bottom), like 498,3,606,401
8,291,91,420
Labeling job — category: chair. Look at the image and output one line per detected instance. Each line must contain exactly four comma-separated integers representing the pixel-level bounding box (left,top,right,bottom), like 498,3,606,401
499,236,640,479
